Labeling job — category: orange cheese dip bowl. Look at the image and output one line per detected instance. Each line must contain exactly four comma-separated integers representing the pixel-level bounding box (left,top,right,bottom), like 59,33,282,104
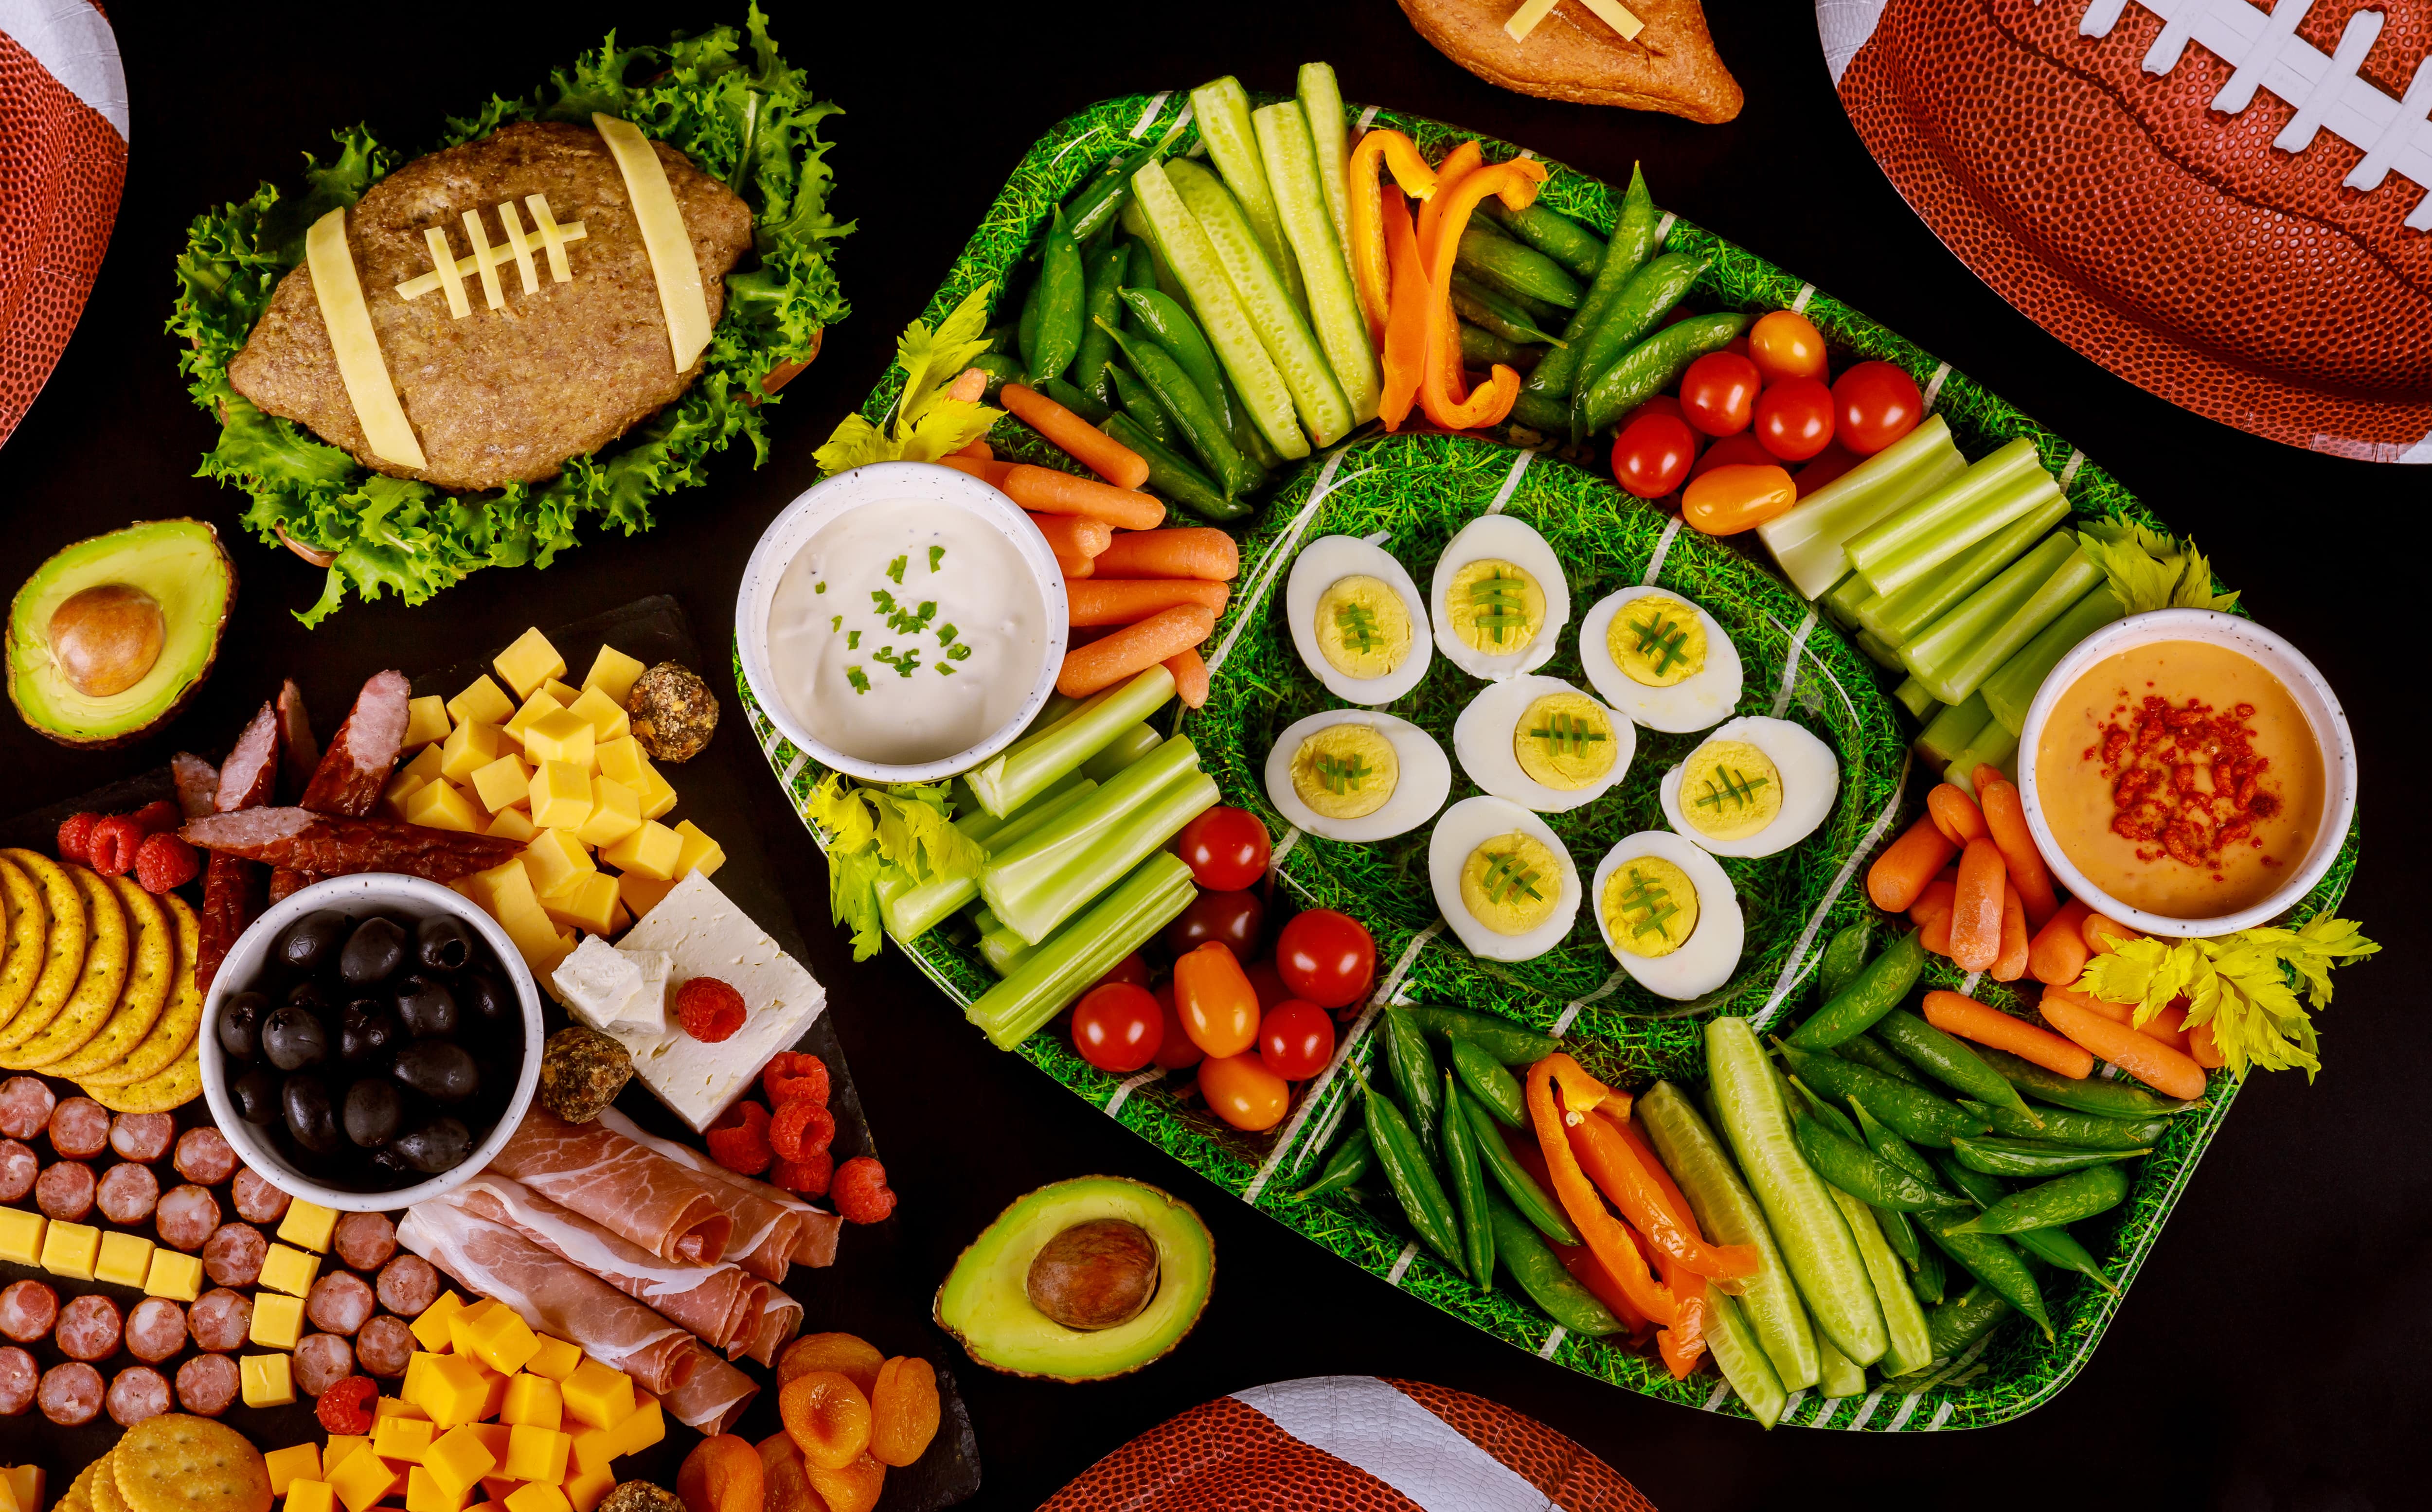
2017,610,2353,938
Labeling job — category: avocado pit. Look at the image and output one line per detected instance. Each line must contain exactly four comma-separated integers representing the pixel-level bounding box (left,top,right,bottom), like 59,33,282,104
50,583,166,697
1025,1218,1160,1331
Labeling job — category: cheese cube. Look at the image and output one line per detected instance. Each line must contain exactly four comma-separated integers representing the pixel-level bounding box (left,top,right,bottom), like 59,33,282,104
478,1477,518,1508
402,694,453,749
496,629,567,701
40,1221,97,1280
424,1427,499,1503
4,1465,45,1512
581,645,647,705
464,1302,539,1374
607,1393,663,1458
542,679,582,709
502,1427,569,1486
446,1299,500,1357
422,1353,491,1428
441,720,505,783
558,1360,633,1431
592,736,647,789
529,762,593,831
599,820,680,881
503,691,565,748
561,1467,614,1512
288,1484,336,1512
279,1199,340,1253
327,1446,400,1512
563,687,630,745
540,872,618,939
0,1207,46,1265
385,773,429,820
377,1395,430,1422
250,1291,305,1350
486,806,539,843
509,914,575,982
471,754,535,814
523,711,595,772
671,821,725,880
377,1409,436,1463
406,780,483,835
241,1352,296,1407
615,871,675,920
323,1437,373,1476
95,1229,154,1286
265,1444,324,1496
259,1241,319,1297
144,1247,202,1300
462,860,532,918
403,1352,444,1410
450,676,517,729
564,1428,614,1479
411,1291,467,1352
521,829,594,896
407,1468,472,1512
398,743,448,787
507,1484,571,1512
524,1337,583,1382
606,901,632,937
573,778,640,849
634,762,678,822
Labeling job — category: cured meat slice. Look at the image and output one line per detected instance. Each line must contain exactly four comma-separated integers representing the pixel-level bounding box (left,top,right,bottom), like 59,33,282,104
0,1281,57,1343
197,851,267,992
661,1343,759,1436
488,1109,733,1265
107,1366,172,1426
0,1139,36,1202
300,671,411,818
96,1162,161,1225
395,1204,698,1395
179,809,523,883
171,752,223,819
175,1127,238,1185
232,1166,291,1223
54,1295,122,1361
334,1211,398,1270
278,678,320,803
375,1254,441,1316
188,1288,251,1352
0,1347,35,1416
36,1161,95,1221
355,1315,415,1378
306,1272,375,1335
294,1333,357,1397
214,702,282,813
110,1112,176,1162
38,1362,103,1424
125,1298,188,1363
0,1078,54,1139
268,871,311,904
203,1223,267,1287
600,1108,840,1278
48,1098,112,1157
156,1184,221,1250
748,1293,802,1370
176,1353,240,1416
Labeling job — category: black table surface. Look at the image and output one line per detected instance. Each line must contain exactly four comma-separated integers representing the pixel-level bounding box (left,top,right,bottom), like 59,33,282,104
3,4,2420,1507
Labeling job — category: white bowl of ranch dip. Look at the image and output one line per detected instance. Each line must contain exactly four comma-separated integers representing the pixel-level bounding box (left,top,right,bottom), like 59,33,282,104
738,461,1068,782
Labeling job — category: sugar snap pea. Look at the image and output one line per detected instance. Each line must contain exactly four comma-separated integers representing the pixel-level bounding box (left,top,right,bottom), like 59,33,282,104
1116,287,1227,416
1944,1164,2130,1236
1099,413,1245,523
1106,365,1177,444
1926,1284,2011,1359
1406,1005,1561,1065
1509,164,1658,432
1287,1126,1371,1205
1962,1099,2170,1150
1095,318,1255,498
1910,1239,1946,1308
1938,1157,2115,1289
1837,1033,1929,1087
966,353,1023,399
1793,1112,1970,1212
1780,1041,1990,1148
1461,1092,1579,1247
1486,1191,1623,1337
1847,1096,1941,1188
1788,929,1927,1049
1814,919,1874,1003
1022,211,1085,383
1384,1009,1444,1165
1950,1137,2146,1179
1037,375,1112,425
1973,1047,2197,1118
1461,322,1543,374
1450,1039,1526,1127
1873,1009,2038,1124
1566,252,1708,430
1456,221,1585,308
1362,1076,1461,1266
1924,1220,2051,1338
1443,1072,1493,1286
1071,241,1131,402
1877,1204,1921,1268
1576,309,1752,440
1481,197,1607,280
1451,273,1567,346
984,321,1019,356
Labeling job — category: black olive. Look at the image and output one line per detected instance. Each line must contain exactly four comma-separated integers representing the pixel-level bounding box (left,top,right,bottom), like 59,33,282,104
284,978,330,1015
391,1118,474,1175
340,1002,400,1065
282,1075,340,1153
275,910,351,975
394,977,460,1039
262,1003,329,1071
339,917,409,986
217,991,269,1061
232,1067,281,1125
415,914,474,973
342,1079,404,1148
456,970,512,1025
392,1040,480,1103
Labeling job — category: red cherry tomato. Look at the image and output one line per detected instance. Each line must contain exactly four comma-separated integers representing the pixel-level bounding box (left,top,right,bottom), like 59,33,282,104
1163,889,1265,958
1611,413,1696,499
1681,464,1798,536
1833,361,1924,455
1755,376,1835,462
1175,807,1270,891
1071,982,1164,1073
1794,442,1863,498
1198,1052,1290,1132
1149,981,1201,1070
1274,909,1376,1009
1622,394,1687,428
1688,430,1776,480
1244,957,1293,1014
1680,352,1761,437
1091,953,1150,992
1258,999,1336,1080
1172,941,1259,1057
1748,310,1829,386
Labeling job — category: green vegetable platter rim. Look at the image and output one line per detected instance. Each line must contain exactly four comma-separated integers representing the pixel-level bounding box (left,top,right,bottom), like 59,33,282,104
739,92,2361,1431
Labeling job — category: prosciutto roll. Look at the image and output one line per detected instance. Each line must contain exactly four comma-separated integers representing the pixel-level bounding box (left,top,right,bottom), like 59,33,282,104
599,1109,841,1280
487,1109,733,1264
660,1343,759,1436
747,1293,803,1370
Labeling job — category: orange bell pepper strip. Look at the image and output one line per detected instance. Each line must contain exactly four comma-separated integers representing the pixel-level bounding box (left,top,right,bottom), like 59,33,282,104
1345,129,1437,345
1418,158,1548,430
1413,140,1483,266
1377,193,1429,429
1565,1104,1759,1284
1606,1113,1716,1378
1528,1057,1675,1328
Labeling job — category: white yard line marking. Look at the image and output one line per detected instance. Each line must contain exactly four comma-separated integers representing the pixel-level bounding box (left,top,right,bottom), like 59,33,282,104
1384,1242,1420,1285
1356,105,1381,134
1921,361,1953,412
1701,1380,1735,1412
1771,609,1818,718
1791,283,1816,313
780,750,807,789
1640,516,1684,586
1654,210,1678,246
1928,1401,1956,1430
1752,750,1913,1031
1553,970,1628,1034
1809,1396,1843,1426
1208,449,1363,678
2059,448,2086,491
1484,446,1537,514
1269,827,1304,872
1847,1387,1887,1430
1102,1067,1164,1118
1128,92,1171,137
1537,1326,1567,1359
1960,971,1984,996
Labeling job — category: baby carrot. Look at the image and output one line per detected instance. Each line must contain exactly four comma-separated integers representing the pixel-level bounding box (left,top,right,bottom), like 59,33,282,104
1166,647,1209,709
1949,837,2006,973
2035,992,2208,1102
1922,990,2093,1079
1091,528,1241,582
1910,879,1958,959
1003,464,1165,531
1056,604,1214,698
2042,984,2128,1026
1001,383,1151,488
1927,783,1989,846
2029,898,2092,986
939,454,1016,486
946,366,989,404
1868,814,1956,912
955,437,994,461
1027,511,1112,561
1059,555,1094,580
2139,1000,2192,1052
2187,1019,2225,1069
1989,884,2031,982
1066,578,1231,626
2081,911,2142,956
1973,767,2058,927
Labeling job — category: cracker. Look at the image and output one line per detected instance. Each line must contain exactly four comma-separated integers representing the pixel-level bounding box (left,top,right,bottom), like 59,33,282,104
60,1451,110,1512
0,855,44,1031
6,862,130,1067
50,875,174,1079
88,1044,200,1114
86,894,200,1087
0,848,84,1050
91,1451,129,1512
115,1414,273,1512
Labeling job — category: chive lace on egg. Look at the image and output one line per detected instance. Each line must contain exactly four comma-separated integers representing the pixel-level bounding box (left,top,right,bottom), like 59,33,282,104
1612,868,1681,941
1314,751,1375,794
1335,601,1384,655
1529,712,1609,757
1692,766,1770,816
1629,611,1692,675
1470,573,1531,644
1480,849,1546,905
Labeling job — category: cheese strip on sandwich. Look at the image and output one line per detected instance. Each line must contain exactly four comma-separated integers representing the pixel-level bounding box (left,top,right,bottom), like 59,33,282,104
306,208,427,470
593,113,715,372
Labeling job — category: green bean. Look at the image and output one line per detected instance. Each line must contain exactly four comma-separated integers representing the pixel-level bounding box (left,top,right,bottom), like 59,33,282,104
1788,929,1927,1049
1362,1076,1461,1266
1106,365,1176,445
1576,310,1751,439
1460,322,1543,374
1456,221,1584,308
1287,1127,1372,1204
1450,273,1566,345
1837,1034,1929,1087
1962,1099,2170,1150
1945,1164,2130,1236
1070,241,1131,402
1095,318,1255,497
1481,198,1607,279
1973,1047,2197,1118
1442,1072,1493,1286
1486,1192,1623,1336
1508,164,1657,432
1910,1241,1946,1308
1814,919,1874,1003
1022,212,1085,383
1779,1041,1990,1148
1036,375,1111,425
1793,1112,1969,1212
1461,1092,1578,1247
1450,1040,1526,1127
1847,1096,1941,1188
1383,1009,1444,1165
1926,1284,2011,1358
1406,1005,1561,1065
1565,252,1708,434
1950,1138,2147,1179
1873,1009,2038,1124
1098,413,1245,523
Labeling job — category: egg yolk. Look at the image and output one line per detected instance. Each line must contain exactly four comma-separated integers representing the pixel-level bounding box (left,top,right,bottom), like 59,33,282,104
1460,831,1562,936
1314,575,1413,679
1603,856,1699,959
1678,739,1783,841
1514,693,1617,790
1445,558,1544,657
1291,725,1400,819
1610,596,1707,688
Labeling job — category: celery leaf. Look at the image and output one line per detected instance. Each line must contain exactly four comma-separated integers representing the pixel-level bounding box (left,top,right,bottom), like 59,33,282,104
813,285,1002,474
2074,915,2378,1081
2076,519,2240,615
802,774,983,960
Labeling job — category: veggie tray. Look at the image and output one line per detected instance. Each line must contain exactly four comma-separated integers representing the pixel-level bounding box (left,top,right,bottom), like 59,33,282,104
739,92,2362,1430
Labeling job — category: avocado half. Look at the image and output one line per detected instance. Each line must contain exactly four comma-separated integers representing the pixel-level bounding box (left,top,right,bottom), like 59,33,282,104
935,1175,1213,1382
7,519,234,747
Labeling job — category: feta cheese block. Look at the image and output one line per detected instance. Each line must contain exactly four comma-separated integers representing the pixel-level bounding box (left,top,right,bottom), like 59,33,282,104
552,937,643,1033
607,872,826,1131
614,950,671,1037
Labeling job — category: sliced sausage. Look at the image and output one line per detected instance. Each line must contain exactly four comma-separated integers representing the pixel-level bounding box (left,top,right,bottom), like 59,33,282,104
36,1161,95,1221
125,1298,188,1364
96,1162,161,1226
55,1295,122,1362
107,1366,173,1427
155,1183,221,1251
38,1362,103,1424
0,1138,36,1202
0,1281,57,1343
231,1167,290,1224
0,1078,54,1140
294,1333,357,1397
333,1211,398,1272
175,1353,239,1417
374,1254,440,1316
174,1127,238,1186
188,1289,250,1353
354,1315,415,1379
0,1346,35,1415
202,1223,267,1288
305,1271,376,1337
46,1098,111,1158
109,1113,176,1163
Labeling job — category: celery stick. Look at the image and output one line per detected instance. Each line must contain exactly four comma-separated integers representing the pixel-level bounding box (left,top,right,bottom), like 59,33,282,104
1855,492,2069,645
1821,571,1872,630
1894,678,1937,721
1080,722,1162,782
967,664,1176,817
1845,439,2052,597
881,777,1099,943
1166,160,1352,446
970,907,1000,935
1133,162,1309,459
1254,101,1381,424
979,925,1032,978
1190,77,1305,315
1297,63,1355,284
1944,722,2020,796
1899,534,2074,703
969,853,1198,1048
1982,584,2125,734
1756,417,1963,599
981,735,1219,943
1916,693,1992,769
1855,628,1904,671
1917,545,2103,708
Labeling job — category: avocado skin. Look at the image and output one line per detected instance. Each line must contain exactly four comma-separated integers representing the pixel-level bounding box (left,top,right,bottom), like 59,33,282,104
7,518,235,748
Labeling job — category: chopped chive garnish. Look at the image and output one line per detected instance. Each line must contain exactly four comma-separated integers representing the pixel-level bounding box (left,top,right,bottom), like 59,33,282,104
1478,849,1546,905
1691,766,1771,815
1468,573,1532,644
846,666,870,694
1613,867,1683,940
946,643,971,661
887,555,907,584
871,588,897,615
1528,712,1609,758
830,615,841,632
814,581,826,594
937,624,959,646
938,663,956,676
846,630,860,649
1629,610,1693,676
1333,601,1384,654
1313,752,1374,794
929,546,945,572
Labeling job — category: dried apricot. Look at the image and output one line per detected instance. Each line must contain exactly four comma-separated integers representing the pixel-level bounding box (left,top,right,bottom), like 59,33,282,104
777,1333,883,1395
803,1454,884,1512
780,1370,873,1471
754,1432,821,1512
868,1356,941,1467
675,1434,764,1512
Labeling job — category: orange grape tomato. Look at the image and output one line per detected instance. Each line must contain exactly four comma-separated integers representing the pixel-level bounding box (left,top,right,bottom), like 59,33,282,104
1754,376,1835,462
780,1370,874,1471
804,1455,885,1512
1198,1051,1290,1131
1748,310,1829,385
1173,941,1259,1057
1681,464,1797,535
677,1435,764,1512
1687,429,1774,480
1149,979,1202,1070
1679,352,1761,436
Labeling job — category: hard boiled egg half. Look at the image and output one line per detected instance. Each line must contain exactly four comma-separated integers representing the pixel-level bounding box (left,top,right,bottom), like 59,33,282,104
1592,831,1745,1000
1428,796,1580,962
1263,710,1452,842
1429,516,1569,680
1287,535,1433,705
1659,715,1841,857
1451,675,1635,813
1578,587,1744,734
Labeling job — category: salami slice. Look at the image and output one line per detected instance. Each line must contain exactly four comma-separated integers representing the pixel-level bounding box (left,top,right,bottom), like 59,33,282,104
374,1254,441,1317
202,1223,268,1287
172,752,223,820
215,702,281,813
279,679,320,803
125,1298,188,1364
197,852,267,993
36,1161,95,1221
96,1162,161,1225
175,1127,238,1186
54,1295,122,1362
179,809,522,883
268,871,310,904
47,1098,111,1158
110,1113,176,1163
0,1078,54,1140
305,1272,375,1336
176,1353,240,1416
232,1167,291,1224
156,1184,222,1251
0,1347,35,1416
0,1139,36,1202
294,1333,357,1397
188,1289,251,1353
300,671,410,818
333,1212,398,1272
0,1281,57,1343
107,1366,173,1426
38,1362,103,1424
354,1315,415,1378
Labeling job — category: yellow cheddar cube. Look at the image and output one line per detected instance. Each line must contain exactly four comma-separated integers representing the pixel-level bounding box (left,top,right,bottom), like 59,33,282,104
564,687,630,745
480,1476,518,1508
450,676,517,729
502,1427,569,1486
471,754,535,814
499,1374,562,1431
529,761,593,831
323,1436,373,1476
441,720,505,783
485,806,539,843
446,1299,499,1358
265,1444,324,1496
385,773,429,821
377,1410,436,1463
250,1291,305,1350
496,629,567,701
479,1370,515,1423
423,1352,491,1428
462,860,531,918
288,1484,336,1512
600,820,680,881
507,1483,571,1512
242,1352,296,1408
605,900,631,937
406,780,483,835
424,1427,499,1503
573,778,640,849
407,1468,472,1512
464,1306,540,1375
542,679,582,709
398,743,447,787
259,1241,319,1298
404,1352,444,1409
40,1221,97,1280
328,1446,400,1512
564,1428,614,1478
470,1425,512,1463
0,1207,45,1265
558,1360,633,1431
671,821,725,880
614,871,675,920
95,1229,154,1287
411,1296,466,1355
561,1467,614,1512
607,1393,663,1458
634,761,678,822
509,915,575,982
404,695,454,749
539,872,618,940
522,711,595,772
581,645,647,705
592,737,645,789
144,1247,201,1300
377,1396,430,1422
279,1199,340,1254
521,828,593,894
524,1337,583,1383
503,690,565,749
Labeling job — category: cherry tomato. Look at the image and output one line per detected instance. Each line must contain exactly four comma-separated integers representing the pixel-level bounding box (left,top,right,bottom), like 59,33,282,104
1091,953,1150,992
1794,442,1863,497
1149,981,1201,1070
1163,889,1265,958
1687,430,1776,480
1679,352,1761,437
1754,376,1835,462
1071,983,1164,1073
1258,999,1336,1080
1833,361,1924,455
1681,463,1798,536
1244,957,1293,1014
1198,1052,1290,1132
1275,909,1376,1009
1748,310,1829,386
1611,413,1696,499
1175,807,1270,891
1171,941,1259,1057
1622,394,1687,428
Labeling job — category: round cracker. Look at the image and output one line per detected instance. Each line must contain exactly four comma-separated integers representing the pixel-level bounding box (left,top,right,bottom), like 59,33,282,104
86,894,200,1088
62,1451,109,1512
115,1415,272,1512
0,855,45,1032
88,1044,200,1114
3,861,129,1068
51,876,174,1079
90,1452,129,1512
0,848,87,1050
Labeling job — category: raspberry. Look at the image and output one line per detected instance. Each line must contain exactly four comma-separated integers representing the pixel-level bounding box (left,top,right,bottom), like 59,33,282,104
128,800,182,836
86,815,148,877
704,1101,773,1175
56,813,102,865
675,977,746,1043
831,1156,895,1224
771,1149,833,1197
761,1051,830,1107
134,833,201,893
768,1100,835,1163
317,1375,377,1434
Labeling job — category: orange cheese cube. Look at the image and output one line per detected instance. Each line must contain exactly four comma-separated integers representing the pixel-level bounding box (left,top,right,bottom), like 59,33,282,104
524,1337,583,1382
507,1484,571,1512
420,1353,491,1429
558,1360,633,1431
478,1369,514,1424
606,1393,663,1458
376,1396,429,1422
374,1415,436,1464
288,1483,336,1512
448,676,517,729
327,1447,400,1512
560,1467,615,1512
407,1467,473,1512
323,1437,373,1476
499,1375,562,1430
423,1426,499,1503
502,1427,569,1487
463,1304,541,1374
265,1443,323,1495
565,1429,614,1478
